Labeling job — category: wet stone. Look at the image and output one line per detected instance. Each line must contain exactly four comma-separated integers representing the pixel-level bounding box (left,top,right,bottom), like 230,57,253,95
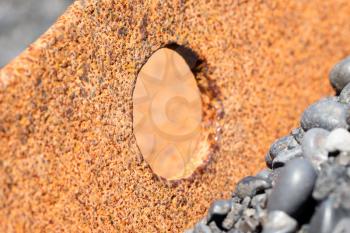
251,193,268,209
267,159,317,217
291,127,305,144
300,98,349,131
329,56,350,93
222,203,243,230
339,82,350,104
272,146,303,169
313,162,346,201
309,197,350,233
256,168,273,181
325,128,350,152
269,136,299,160
262,211,297,233
301,128,329,168
235,176,272,199
207,200,232,225
333,218,350,233
336,152,350,166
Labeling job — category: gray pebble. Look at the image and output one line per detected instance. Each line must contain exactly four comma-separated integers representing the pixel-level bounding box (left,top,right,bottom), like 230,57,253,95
207,200,232,223
194,222,212,233
262,211,297,233
329,56,350,93
291,127,305,144
336,152,350,166
251,193,268,209
256,168,273,181
302,128,330,168
269,136,299,160
267,159,317,217
222,203,243,230
208,221,221,233
300,98,349,131
333,218,350,233
241,196,251,208
339,82,350,104
325,128,350,152
312,162,346,201
309,197,349,233
235,176,272,199
272,146,303,169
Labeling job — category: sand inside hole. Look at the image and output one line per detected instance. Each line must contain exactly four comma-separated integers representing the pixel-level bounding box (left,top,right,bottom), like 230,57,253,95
133,48,204,180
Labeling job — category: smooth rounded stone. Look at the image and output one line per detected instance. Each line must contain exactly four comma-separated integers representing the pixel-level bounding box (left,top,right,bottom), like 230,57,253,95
235,176,272,199
339,82,350,104
272,146,303,169
329,56,350,93
235,216,259,233
207,200,232,223
312,162,346,201
269,136,299,160
333,218,350,233
302,128,330,168
251,193,267,209
222,203,243,230
194,222,212,233
325,128,350,152
262,211,297,233
300,99,349,131
336,152,350,166
309,197,349,233
291,127,305,144
267,158,317,217
256,168,273,181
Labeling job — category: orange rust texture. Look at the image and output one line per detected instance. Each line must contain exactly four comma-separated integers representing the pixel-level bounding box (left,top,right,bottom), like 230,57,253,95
0,0,349,232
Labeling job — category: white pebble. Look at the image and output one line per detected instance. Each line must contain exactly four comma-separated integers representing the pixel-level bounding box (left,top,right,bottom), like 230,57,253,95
325,128,350,152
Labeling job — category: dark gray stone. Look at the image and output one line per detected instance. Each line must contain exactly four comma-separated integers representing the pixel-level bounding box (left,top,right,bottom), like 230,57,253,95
309,197,350,233
291,127,305,144
207,200,232,223
329,56,350,93
300,99,349,131
272,146,303,169
235,176,272,199
269,136,299,160
339,82,350,104
267,159,317,217
302,128,330,168
256,168,273,181
262,211,297,233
